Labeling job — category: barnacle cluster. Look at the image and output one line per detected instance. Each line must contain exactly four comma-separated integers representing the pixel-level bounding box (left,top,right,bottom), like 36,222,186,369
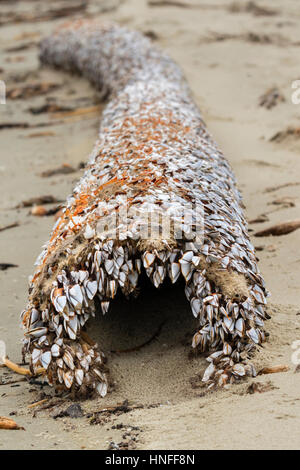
21,20,269,396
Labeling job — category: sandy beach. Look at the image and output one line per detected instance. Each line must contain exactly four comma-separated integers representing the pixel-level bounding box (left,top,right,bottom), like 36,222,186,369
0,0,299,450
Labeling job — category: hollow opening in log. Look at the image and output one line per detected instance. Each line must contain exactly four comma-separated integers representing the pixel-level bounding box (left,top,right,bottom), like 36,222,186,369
86,273,202,401
88,273,196,354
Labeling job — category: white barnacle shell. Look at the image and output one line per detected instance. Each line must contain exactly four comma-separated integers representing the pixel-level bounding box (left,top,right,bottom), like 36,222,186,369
96,381,107,397
67,284,83,310
51,344,61,357
180,262,192,282
63,370,74,389
143,252,156,268
202,362,216,382
84,280,98,300
190,298,201,318
40,351,52,369
32,348,42,365
84,224,95,239
101,301,110,315
223,316,234,333
29,309,40,327
108,279,118,298
75,368,84,386
169,262,180,283
80,357,89,371
235,318,245,337
192,331,201,348
222,342,232,356
104,259,114,275
232,363,246,377
66,316,78,340
26,327,48,338
180,251,194,263
63,350,75,370
78,270,89,283
192,255,201,267
54,295,67,314
246,327,260,344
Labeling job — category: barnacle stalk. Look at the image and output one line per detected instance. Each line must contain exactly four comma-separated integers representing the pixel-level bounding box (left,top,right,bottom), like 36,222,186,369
21,20,269,397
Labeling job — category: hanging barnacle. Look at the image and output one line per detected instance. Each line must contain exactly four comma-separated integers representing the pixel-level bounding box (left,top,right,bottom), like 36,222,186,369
21,19,270,397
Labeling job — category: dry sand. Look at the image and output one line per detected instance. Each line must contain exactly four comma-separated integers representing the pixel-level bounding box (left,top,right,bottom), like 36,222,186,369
0,0,299,450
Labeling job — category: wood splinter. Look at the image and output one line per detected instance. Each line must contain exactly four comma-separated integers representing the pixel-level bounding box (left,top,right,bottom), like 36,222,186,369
0,417,25,431
1,351,44,377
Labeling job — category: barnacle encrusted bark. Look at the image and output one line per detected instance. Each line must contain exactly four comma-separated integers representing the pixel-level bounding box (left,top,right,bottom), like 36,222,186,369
21,20,269,396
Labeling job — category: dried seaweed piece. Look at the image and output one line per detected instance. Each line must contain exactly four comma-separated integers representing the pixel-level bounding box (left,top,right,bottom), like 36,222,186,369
143,30,159,41
248,214,269,224
0,263,18,271
245,32,272,44
21,20,269,398
200,31,289,47
258,365,289,375
0,122,30,130
264,182,300,193
7,83,59,100
89,400,144,424
40,164,76,178
270,127,300,143
0,121,62,131
229,2,278,17
0,3,87,26
148,0,200,8
255,220,300,237
268,197,295,208
259,87,285,110
0,222,19,232
5,42,37,52
17,195,60,208
28,104,72,115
